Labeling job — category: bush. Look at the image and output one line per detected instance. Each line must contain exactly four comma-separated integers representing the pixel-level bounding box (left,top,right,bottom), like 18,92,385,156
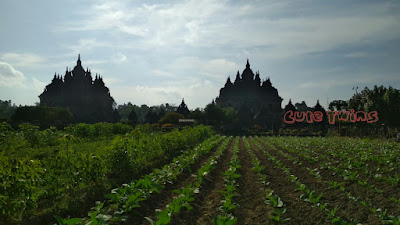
0,156,44,223
18,124,40,147
11,106,73,128
159,112,184,124
300,128,309,135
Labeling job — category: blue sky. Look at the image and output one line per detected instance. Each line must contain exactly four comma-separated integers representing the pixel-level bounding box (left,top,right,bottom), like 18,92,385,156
1,0,399,109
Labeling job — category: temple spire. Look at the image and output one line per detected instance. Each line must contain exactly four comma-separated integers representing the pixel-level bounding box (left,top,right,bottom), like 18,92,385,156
234,70,241,85
77,54,81,66
246,58,250,69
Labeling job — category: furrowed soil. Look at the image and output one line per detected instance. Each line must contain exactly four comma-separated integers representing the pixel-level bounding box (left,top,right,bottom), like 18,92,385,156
249,138,329,225
282,139,400,201
268,138,400,217
171,138,235,225
232,138,273,225
121,138,227,225
257,137,382,224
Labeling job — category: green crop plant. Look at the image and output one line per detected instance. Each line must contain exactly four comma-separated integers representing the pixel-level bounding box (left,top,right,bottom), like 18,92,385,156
265,192,283,208
214,215,237,225
54,216,82,225
328,181,345,191
300,190,323,205
389,197,400,204
269,208,291,223
383,215,400,225
0,156,44,223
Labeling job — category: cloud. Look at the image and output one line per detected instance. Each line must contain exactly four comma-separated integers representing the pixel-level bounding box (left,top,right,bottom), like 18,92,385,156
109,77,219,108
111,52,127,63
0,53,45,68
0,62,26,88
168,57,239,80
151,69,176,78
344,52,370,58
32,78,47,93
56,0,400,60
64,38,108,56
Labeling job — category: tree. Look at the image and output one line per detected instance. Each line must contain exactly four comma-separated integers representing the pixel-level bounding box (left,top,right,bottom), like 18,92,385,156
0,100,17,119
159,112,184,124
204,103,225,125
11,106,73,128
346,85,400,126
128,109,138,123
328,100,348,111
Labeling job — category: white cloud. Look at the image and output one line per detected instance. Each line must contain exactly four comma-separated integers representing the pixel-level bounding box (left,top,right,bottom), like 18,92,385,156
109,77,219,108
64,38,108,55
0,53,44,68
111,52,127,63
168,57,239,81
151,69,176,78
344,52,370,58
0,62,26,88
57,0,400,59
32,78,47,93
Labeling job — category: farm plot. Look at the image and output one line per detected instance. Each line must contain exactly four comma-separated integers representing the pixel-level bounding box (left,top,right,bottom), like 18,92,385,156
55,136,400,225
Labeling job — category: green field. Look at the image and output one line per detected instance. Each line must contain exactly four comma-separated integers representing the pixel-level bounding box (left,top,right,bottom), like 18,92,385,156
1,123,400,225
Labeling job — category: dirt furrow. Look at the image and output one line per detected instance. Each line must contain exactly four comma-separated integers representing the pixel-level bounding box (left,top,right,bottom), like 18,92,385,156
249,139,329,225
120,138,226,224
272,138,400,200
171,137,235,225
233,138,274,225
265,138,400,218
256,137,381,224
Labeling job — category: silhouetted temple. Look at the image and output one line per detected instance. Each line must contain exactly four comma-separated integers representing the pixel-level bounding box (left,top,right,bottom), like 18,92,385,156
215,59,283,128
176,98,190,117
39,55,116,122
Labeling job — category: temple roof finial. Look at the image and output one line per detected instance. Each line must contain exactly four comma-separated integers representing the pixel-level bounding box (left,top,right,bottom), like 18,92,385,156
77,54,81,66
246,58,250,68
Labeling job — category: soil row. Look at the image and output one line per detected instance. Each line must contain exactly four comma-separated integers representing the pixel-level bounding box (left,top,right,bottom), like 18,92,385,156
255,137,382,224
121,137,228,224
265,137,400,217
249,138,329,225
169,137,235,225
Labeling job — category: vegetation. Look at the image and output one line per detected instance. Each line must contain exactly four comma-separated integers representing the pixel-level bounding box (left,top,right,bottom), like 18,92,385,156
0,123,212,224
0,100,17,120
10,106,73,128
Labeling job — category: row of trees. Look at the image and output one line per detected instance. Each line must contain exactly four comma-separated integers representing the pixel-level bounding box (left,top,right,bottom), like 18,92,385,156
2,85,399,134
0,100,17,120
117,102,239,126
329,85,400,127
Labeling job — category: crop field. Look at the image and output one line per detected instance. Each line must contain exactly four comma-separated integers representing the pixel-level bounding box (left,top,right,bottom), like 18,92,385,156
52,135,400,225
1,124,400,225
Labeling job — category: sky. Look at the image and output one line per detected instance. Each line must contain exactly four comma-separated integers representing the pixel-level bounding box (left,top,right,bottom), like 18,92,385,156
1,0,399,110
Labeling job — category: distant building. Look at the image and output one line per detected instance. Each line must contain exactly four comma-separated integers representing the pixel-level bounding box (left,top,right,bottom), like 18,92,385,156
176,98,190,117
39,55,117,122
215,59,283,128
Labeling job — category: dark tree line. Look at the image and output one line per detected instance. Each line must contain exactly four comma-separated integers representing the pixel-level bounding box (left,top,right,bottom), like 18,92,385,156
329,85,400,127
0,100,17,120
